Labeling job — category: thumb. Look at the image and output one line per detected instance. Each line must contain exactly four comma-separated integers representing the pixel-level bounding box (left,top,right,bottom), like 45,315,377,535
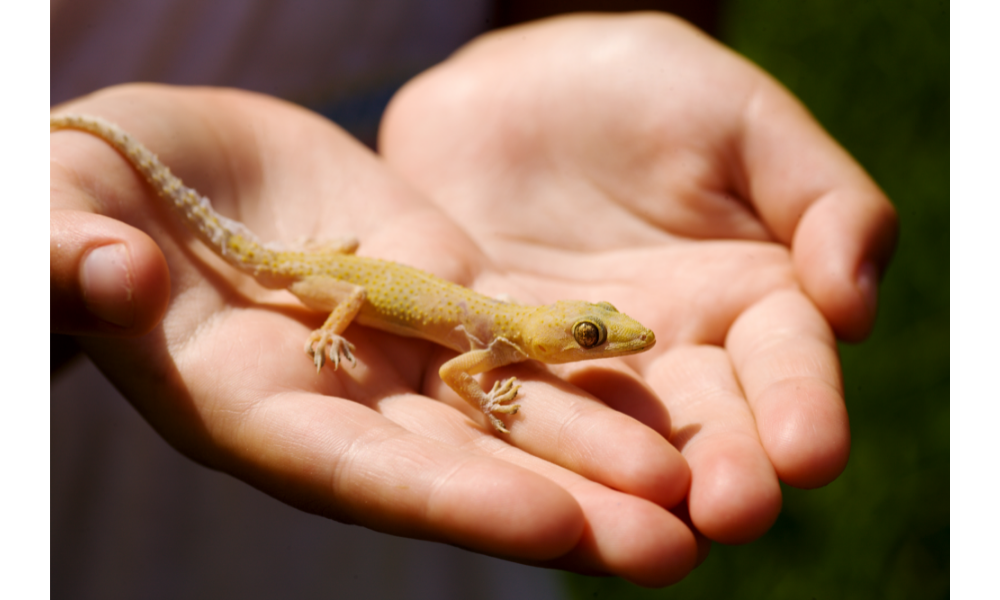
51,208,170,336
791,192,898,342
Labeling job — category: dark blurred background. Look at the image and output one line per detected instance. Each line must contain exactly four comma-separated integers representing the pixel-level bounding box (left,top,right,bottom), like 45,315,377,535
563,0,949,597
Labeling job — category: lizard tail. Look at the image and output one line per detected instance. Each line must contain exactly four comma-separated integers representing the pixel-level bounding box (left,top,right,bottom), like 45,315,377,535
51,114,292,279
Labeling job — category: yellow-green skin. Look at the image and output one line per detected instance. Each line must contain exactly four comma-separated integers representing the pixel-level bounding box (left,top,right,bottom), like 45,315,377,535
51,114,656,433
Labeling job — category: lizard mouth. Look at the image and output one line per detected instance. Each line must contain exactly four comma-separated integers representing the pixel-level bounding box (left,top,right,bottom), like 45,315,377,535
608,328,656,355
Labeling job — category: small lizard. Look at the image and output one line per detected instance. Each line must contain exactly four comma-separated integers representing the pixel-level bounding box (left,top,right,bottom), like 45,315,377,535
51,114,656,433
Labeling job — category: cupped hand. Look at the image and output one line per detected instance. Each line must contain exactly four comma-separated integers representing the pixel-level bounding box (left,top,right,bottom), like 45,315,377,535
51,84,697,586
380,13,898,547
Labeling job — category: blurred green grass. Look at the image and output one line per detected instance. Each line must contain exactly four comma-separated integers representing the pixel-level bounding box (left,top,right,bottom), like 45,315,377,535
566,0,949,597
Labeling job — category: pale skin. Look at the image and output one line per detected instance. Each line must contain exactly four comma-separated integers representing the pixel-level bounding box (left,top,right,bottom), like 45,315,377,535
382,12,897,537
49,14,896,588
51,113,657,435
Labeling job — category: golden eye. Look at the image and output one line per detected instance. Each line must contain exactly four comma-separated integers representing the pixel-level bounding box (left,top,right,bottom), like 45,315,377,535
573,320,607,349
596,301,618,312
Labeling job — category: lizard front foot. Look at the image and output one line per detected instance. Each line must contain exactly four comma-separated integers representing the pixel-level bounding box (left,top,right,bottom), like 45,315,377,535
304,329,356,372
482,377,521,433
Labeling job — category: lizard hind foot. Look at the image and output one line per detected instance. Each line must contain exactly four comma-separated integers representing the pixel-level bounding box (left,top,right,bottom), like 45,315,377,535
304,329,356,372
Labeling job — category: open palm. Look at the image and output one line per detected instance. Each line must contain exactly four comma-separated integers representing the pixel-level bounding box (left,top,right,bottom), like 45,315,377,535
53,83,696,586
380,12,897,551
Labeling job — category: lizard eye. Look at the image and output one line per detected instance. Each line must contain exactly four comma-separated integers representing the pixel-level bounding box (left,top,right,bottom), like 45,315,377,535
573,320,607,349
596,301,618,313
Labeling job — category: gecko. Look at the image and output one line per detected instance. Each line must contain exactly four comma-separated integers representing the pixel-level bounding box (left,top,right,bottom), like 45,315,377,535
50,114,656,433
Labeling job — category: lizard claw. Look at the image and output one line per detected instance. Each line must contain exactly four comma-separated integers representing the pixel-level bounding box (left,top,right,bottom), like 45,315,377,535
488,415,511,434
482,377,521,432
305,329,356,372
487,377,521,410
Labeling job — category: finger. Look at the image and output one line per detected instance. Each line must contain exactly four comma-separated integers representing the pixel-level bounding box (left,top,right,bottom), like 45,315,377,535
727,289,850,489
230,395,586,562
644,345,782,544
738,78,898,340
83,310,585,562
376,392,698,587
669,500,714,567
425,352,691,510
792,190,898,341
50,118,175,336
50,209,170,335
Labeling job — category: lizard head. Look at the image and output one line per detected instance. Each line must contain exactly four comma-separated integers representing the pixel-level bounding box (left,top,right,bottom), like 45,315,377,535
521,300,656,364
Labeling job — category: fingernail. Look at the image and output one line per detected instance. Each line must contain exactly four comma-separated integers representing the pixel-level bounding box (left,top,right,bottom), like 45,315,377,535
856,261,879,318
81,243,135,328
